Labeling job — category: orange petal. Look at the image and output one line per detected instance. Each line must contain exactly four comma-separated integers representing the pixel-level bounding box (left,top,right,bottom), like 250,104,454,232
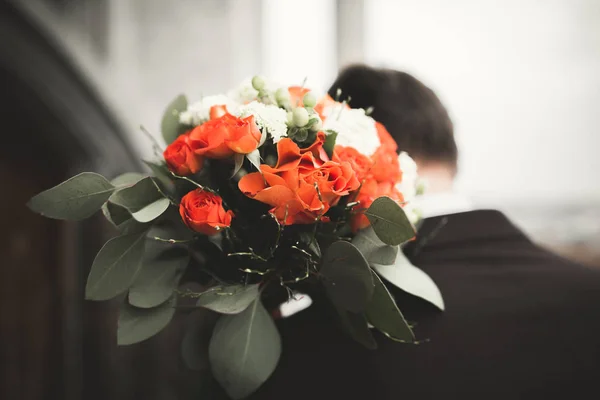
238,172,267,196
210,105,229,120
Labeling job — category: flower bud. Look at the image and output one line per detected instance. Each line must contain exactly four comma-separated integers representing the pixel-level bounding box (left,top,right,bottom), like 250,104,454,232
303,92,317,108
310,117,323,132
275,88,290,105
293,107,310,127
252,76,266,91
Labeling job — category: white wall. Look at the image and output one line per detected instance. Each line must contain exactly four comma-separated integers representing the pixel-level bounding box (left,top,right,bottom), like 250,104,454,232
364,0,600,208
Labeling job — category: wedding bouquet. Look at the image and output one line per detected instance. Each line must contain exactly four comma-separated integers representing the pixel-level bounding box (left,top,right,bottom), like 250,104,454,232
28,76,443,399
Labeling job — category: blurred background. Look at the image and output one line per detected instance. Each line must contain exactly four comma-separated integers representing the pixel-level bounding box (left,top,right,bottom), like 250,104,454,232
1,0,599,399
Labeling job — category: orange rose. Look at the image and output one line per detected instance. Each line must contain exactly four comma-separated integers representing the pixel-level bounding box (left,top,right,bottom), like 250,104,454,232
370,145,402,183
163,133,204,176
300,160,360,206
334,145,374,182
189,111,261,158
179,189,234,235
238,135,356,225
375,122,398,153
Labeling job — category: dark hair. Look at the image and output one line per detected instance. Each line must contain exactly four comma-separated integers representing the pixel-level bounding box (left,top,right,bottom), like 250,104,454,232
328,64,457,170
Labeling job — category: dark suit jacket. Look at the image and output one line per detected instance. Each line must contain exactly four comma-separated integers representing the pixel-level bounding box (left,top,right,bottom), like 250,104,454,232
250,210,600,399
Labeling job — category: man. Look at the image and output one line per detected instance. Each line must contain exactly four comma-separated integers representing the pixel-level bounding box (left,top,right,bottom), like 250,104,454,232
251,65,600,399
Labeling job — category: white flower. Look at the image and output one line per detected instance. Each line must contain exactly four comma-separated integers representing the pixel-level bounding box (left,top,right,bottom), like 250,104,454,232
396,152,419,201
179,94,235,126
236,101,288,143
322,106,381,156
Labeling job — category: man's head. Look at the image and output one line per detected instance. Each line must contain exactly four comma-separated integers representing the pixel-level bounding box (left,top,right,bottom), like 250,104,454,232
328,65,458,189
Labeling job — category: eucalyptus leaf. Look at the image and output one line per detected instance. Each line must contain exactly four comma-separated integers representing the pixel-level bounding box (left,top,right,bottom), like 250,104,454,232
27,172,115,220
209,298,281,399
117,295,176,345
181,309,220,371
333,304,377,350
129,248,189,308
110,177,169,223
143,160,176,195
366,271,415,342
372,251,445,311
321,241,374,312
246,149,261,171
365,196,416,245
111,172,146,187
323,130,338,159
101,201,147,234
197,284,260,314
352,226,399,265
161,94,188,144
298,232,321,258
85,231,147,301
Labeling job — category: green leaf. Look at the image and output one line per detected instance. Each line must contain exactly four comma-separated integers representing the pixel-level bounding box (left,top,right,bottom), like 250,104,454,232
117,295,176,345
372,252,445,311
101,201,147,234
161,94,188,144
366,271,415,342
351,226,399,265
85,231,147,300
143,160,176,195
27,172,115,220
333,304,377,349
111,172,146,186
181,309,220,371
298,232,321,258
209,298,281,400
321,241,374,312
110,177,169,223
197,284,260,314
323,130,338,159
246,149,261,171
364,196,416,246
129,248,189,308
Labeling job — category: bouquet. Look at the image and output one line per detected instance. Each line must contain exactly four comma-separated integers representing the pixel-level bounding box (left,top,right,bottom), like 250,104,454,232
28,76,444,399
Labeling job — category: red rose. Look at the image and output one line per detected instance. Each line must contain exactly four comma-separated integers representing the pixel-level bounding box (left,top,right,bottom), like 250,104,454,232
163,133,204,176
179,189,234,235
189,111,261,158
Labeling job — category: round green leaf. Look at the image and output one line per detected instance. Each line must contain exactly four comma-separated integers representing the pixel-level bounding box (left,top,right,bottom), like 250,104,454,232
372,252,445,311
129,248,189,308
197,284,260,314
101,201,147,234
321,241,374,312
181,309,220,371
85,231,147,301
366,271,415,342
111,172,146,187
364,196,416,245
333,304,377,350
209,298,281,400
27,172,115,220
351,226,399,265
117,295,176,345
161,94,188,144
110,177,169,223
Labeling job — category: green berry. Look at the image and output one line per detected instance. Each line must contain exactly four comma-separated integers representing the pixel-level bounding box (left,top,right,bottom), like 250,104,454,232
293,107,310,127
286,111,294,125
275,88,290,105
252,76,266,91
303,92,317,108
310,118,323,132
